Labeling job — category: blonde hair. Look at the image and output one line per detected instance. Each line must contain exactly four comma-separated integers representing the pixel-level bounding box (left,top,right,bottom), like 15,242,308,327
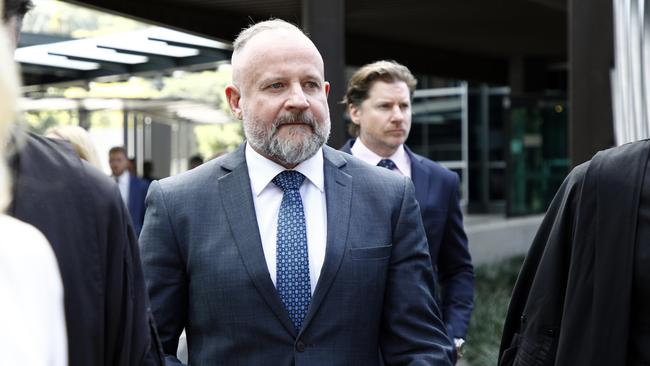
46,125,102,170
0,5,21,211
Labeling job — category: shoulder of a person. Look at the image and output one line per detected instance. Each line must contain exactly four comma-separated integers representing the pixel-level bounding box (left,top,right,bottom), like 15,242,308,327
21,132,81,170
563,139,650,188
592,138,650,168
407,146,457,180
155,156,225,193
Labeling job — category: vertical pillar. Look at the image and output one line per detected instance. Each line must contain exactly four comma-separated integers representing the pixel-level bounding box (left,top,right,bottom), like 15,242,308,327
302,0,347,148
508,55,525,95
479,84,490,211
78,107,90,130
123,109,130,152
569,0,614,166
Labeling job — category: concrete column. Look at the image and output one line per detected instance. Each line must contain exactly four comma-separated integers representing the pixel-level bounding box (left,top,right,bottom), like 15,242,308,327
301,0,347,148
569,0,614,166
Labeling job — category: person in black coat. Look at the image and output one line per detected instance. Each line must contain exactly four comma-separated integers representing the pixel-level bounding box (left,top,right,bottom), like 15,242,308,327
4,1,163,365
499,139,650,365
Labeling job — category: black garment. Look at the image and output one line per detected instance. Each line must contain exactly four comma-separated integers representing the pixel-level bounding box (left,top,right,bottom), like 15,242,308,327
629,153,650,365
9,133,163,366
499,139,650,366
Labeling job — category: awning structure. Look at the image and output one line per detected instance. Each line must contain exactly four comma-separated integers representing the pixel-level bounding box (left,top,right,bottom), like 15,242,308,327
19,97,234,125
17,26,232,86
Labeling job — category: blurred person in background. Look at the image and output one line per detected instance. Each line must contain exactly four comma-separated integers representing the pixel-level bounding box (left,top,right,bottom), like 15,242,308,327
109,146,149,236
0,3,66,364
143,160,157,182
341,60,474,360
188,154,203,169
3,0,164,365
46,125,102,170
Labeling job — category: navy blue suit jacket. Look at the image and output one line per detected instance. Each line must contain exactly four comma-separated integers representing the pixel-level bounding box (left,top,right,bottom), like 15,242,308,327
127,174,150,236
342,139,474,338
140,144,454,365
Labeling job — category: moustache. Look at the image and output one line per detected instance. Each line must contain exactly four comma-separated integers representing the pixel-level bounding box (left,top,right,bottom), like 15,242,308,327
272,113,318,131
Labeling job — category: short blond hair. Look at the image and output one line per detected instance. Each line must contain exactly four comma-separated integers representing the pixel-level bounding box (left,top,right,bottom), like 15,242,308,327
46,125,102,170
0,1,21,211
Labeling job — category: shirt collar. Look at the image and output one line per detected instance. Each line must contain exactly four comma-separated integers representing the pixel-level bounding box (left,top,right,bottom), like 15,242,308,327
350,138,411,175
245,142,325,197
115,170,130,182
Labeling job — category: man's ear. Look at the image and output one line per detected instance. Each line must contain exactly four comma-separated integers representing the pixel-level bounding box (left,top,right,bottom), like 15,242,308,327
348,104,361,125
225,84,243,120
324,81,330,97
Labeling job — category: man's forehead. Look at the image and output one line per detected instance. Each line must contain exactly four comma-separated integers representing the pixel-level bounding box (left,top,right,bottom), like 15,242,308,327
233,28,323,76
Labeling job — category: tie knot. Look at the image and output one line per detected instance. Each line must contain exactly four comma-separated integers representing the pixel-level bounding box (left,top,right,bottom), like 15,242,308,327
377,159,397,170
272,170,306,192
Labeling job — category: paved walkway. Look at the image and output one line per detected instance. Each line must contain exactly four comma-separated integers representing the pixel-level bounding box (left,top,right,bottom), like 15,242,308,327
465,213,543,265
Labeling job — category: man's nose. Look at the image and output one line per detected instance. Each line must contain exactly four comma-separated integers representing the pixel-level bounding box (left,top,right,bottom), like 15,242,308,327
285,84,310,110
390,105,405,123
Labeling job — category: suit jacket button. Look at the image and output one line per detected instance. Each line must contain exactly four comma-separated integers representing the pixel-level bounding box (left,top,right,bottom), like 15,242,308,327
295,341,306,352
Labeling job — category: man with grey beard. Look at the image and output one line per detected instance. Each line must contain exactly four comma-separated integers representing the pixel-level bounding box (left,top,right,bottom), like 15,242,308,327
140,19,454,366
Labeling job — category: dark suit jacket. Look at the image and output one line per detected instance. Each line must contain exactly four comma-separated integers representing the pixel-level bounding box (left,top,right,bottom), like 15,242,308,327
9,133,163,366
127,174,150,236
341,139,474,339
140,144,454,365
499,139,650,366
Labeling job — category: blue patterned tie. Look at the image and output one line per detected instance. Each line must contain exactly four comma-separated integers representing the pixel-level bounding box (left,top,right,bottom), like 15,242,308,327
377,158,397,170
272,170,311,331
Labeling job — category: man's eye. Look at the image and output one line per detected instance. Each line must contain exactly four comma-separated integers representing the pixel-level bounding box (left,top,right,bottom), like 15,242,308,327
305,81,320,89
269,82,284,89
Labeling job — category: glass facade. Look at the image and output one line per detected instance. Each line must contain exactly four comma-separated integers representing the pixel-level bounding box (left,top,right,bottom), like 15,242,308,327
408,84,568,216
506,96,568,216
407,85,469,206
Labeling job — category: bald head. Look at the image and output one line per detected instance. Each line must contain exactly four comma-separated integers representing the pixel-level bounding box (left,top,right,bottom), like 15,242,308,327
231,19,324,89
224,18,331,168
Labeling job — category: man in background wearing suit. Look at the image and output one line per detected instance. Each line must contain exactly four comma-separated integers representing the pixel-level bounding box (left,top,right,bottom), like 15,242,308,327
140,19,454,365
109,146,149,236
341,60,474,359
3,1,163,365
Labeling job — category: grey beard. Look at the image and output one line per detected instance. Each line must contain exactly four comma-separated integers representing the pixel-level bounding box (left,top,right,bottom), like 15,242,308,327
244,112,330,166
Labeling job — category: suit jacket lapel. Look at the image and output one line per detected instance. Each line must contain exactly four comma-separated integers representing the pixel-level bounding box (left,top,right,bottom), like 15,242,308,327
406,146,429,204
218,145,297,337
300,146,352,333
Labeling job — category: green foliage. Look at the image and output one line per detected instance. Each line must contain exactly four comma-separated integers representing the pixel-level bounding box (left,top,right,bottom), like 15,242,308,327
194,123,244,160
24,110,74,134
464,256,524,365
160,70,233,112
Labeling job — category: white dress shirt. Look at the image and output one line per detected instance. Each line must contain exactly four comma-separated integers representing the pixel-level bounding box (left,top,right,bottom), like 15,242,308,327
245,143,327,294
0,215,67,366
114,171,130,205
350,138,412,177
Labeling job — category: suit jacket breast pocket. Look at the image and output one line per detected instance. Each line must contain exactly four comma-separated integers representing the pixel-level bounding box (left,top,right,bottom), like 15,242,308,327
349,244,392,260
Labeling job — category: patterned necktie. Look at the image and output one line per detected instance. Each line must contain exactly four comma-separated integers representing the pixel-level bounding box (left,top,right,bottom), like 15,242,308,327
377,158,397,171
272,170,311,331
